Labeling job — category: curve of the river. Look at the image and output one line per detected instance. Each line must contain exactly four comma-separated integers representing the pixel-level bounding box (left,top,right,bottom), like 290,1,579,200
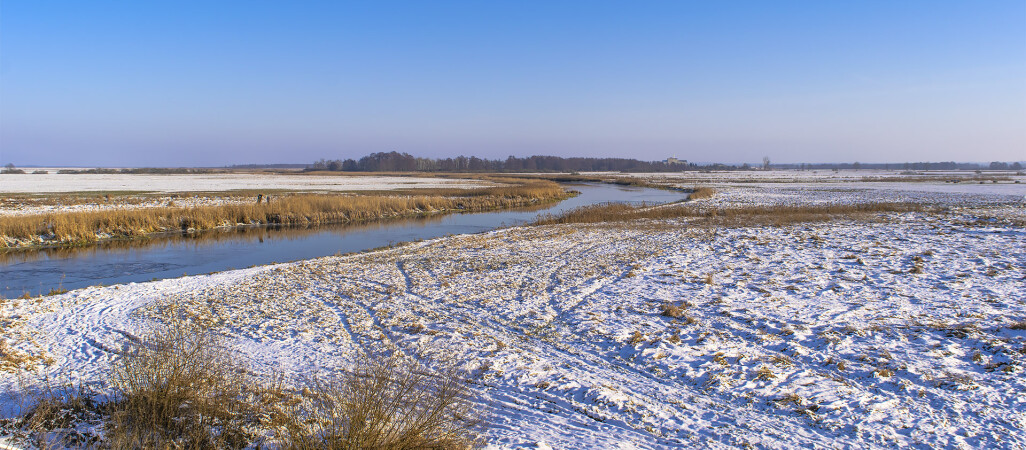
0,183,687,297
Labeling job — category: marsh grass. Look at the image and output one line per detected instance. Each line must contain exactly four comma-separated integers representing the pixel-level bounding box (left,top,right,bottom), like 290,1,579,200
687,187,716,200
275,355,478,449
106,312,258,448
13,381,103,448
0,339,53,374
0,180,565,247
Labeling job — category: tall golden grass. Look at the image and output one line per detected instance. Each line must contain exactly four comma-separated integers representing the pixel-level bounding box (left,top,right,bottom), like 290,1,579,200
277,355,478,449
687,187,715,200
107,313,255,448
0,180,565,248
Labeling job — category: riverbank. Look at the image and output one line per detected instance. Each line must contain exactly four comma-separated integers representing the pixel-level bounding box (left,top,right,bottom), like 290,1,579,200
2,183,1024,448
0,179,567,249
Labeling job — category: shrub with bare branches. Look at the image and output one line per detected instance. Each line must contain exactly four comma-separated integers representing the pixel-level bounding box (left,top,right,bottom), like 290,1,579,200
106,313,256,448
277,354,478,449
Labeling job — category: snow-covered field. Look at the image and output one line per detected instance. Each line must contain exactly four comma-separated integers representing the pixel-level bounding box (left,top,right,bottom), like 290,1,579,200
0,172,488,194
0,194,263,217
615,169,1026,183
2,181,1025,448
0,172,493,216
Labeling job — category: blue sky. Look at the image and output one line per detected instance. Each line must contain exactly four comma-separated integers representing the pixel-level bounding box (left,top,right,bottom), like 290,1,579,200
1,1,1023,166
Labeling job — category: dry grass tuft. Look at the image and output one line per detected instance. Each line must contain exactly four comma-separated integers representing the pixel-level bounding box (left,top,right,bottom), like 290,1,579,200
1008,320,1026,330
106,312,257,448
0,381,105,448
276,354,478,449
627,331,646,345
687,187,716,200
0,339,53,374
873,368,895,378
775,393,804,408
660,303,685,318
755,365,776,381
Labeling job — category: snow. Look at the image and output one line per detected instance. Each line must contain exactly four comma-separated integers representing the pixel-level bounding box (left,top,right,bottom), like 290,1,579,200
2,181,1025,448
0,195,258,217
0,172,495,216
0,172,490,194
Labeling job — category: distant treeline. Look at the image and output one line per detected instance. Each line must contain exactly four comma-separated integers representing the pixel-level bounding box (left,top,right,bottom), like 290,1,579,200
308,153,1025,173
55,168,221,174
308,152,696,172
228,164,309,169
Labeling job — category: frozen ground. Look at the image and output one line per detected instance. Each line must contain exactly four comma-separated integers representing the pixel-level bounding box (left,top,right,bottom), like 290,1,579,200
0,194,261,217
616,169,1026,183
1,182,1025,448
0,172,493,216
0,172,489,194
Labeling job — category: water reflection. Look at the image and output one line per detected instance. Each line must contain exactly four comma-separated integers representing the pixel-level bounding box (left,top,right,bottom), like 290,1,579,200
0,215,452,266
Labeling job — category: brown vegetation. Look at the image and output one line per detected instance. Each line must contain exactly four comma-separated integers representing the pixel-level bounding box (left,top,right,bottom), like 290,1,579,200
687,187,716,200
107,312,255,448
628,331,645,345
0,179,566,248
4,308,480,448
660,303,685,318
276,355,478,449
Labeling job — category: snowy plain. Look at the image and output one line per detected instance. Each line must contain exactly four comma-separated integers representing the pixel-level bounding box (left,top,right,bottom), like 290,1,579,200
1,177,1025,448
0,171,490,194
0,171,493,216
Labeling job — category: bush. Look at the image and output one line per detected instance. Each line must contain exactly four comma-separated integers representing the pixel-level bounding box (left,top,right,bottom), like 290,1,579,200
660,303,685,318
7,311,481,448
107,313,256,448
277,354,478,449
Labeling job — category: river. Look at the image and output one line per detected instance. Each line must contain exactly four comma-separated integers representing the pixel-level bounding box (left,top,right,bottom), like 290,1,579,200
0,183,686,297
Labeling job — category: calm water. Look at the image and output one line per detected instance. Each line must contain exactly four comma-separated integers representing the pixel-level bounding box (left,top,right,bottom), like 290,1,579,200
0,184,686,297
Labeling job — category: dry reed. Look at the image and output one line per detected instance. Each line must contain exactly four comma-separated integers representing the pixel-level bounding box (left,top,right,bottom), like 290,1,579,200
0,180,565,248
106,311,256,448
276,355,478,449
687,187,716,200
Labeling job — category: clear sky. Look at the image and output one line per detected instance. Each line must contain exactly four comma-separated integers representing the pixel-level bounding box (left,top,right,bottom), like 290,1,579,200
1,1,1024,166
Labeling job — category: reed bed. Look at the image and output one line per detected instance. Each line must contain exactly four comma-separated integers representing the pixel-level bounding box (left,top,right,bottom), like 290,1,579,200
0,180,565,248
686,187,716,200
